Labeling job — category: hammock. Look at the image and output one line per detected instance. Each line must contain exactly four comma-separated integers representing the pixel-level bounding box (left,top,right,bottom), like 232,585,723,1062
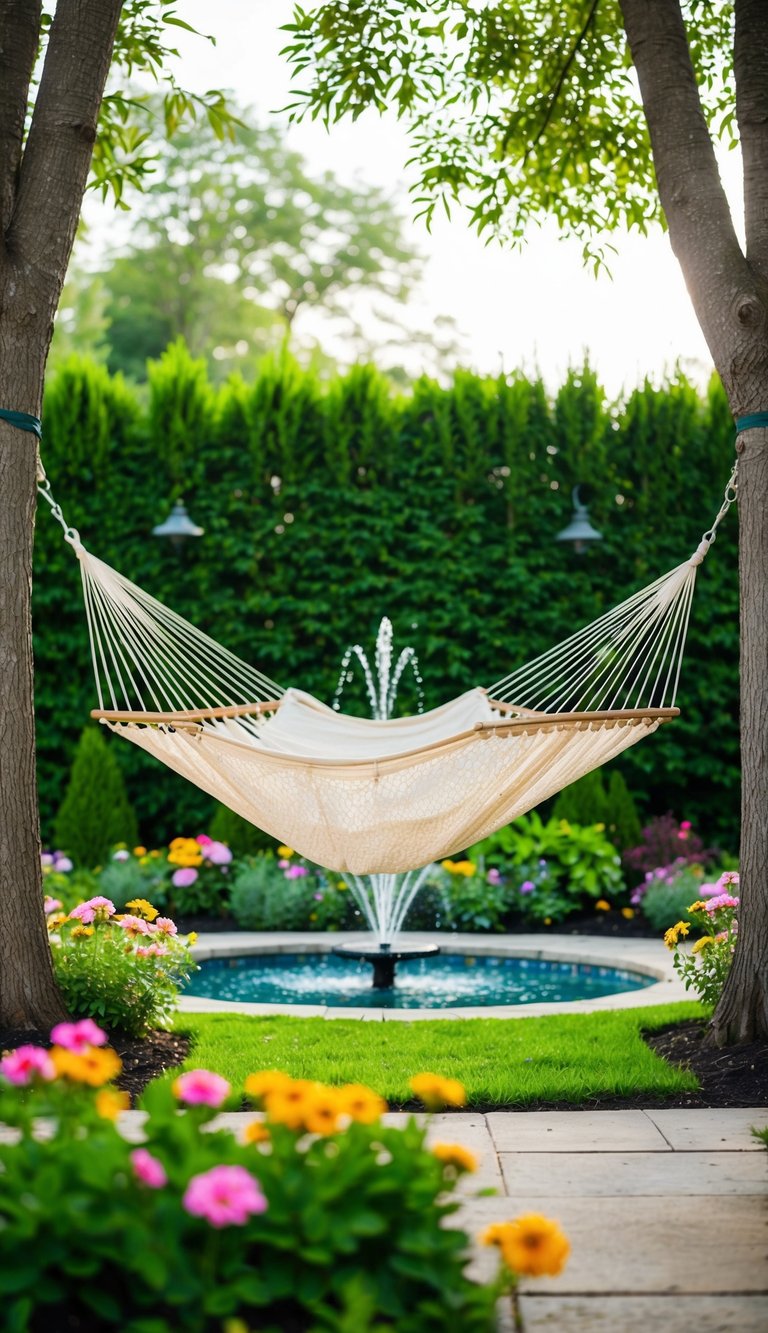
38,464,737,875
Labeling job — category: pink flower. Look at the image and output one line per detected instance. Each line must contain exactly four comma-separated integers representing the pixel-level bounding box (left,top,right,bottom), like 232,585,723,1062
519,880,535,894
487,868,502,885
182,1165,267,1228
680,820,692,830
172,867,199,888
41,853,54,868
705,894,739,914
717,871,740,889
196,834,213,847
285,865,308,880
700,882,719,897
155,917,178,936
173,1069,231,1107
204,840,233,866
70,897,115,925
130,1148,168,1189
50,1019,107,1052
44,895,63,914
112,849,130,862
117,914,151,937
54,855,73,873
0,1045,55,1085
278,859,290,869
136,943,169,958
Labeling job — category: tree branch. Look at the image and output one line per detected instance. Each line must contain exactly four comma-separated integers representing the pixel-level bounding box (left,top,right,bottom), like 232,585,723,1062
0,0,42,243
735,0,768,281
618,0,765,405
523,0,602,164
8,0,122,325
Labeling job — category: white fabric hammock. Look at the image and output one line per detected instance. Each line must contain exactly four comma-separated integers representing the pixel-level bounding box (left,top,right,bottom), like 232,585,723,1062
39,462,737,875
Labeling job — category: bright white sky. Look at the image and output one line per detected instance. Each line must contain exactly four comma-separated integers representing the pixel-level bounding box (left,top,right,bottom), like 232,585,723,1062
96,0,744,396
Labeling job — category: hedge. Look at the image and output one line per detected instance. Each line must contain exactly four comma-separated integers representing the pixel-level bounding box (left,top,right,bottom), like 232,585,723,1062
33,343,740,848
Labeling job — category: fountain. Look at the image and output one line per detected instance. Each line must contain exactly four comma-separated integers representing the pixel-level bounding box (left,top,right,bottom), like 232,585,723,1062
330,617,438,987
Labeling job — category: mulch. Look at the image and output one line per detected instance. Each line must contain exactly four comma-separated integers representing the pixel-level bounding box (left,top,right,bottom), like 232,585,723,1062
1,1018,766,1112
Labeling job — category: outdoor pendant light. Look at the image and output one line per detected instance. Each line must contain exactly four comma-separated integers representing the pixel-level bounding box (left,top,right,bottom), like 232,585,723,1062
152,499,204,549
556,485,603,554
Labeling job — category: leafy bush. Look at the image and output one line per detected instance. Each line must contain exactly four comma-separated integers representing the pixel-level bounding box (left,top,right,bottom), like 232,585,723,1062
638,861,732,933
98,846,171,911
53,726,138,868
551,771,608,827
605,771,643,853
49,896,196,1036
209,802,275,857
230,852,356,931
0,1038,569,1331
664,872,740,1006
433,860,511,931
470,813,624,923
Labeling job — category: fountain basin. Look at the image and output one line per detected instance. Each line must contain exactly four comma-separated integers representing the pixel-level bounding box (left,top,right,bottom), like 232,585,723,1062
183,946,656,1011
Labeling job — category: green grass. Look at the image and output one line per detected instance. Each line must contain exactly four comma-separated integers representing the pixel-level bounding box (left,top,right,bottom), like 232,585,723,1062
171,1002,705,1107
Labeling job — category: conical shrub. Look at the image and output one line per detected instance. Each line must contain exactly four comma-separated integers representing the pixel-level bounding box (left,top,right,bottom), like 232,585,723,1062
208,803,274,858
551,770,608,828
605,770,642,852
53,727,138,868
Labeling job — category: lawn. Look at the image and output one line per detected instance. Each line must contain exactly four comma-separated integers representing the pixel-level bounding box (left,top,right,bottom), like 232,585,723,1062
172,1002,705,1106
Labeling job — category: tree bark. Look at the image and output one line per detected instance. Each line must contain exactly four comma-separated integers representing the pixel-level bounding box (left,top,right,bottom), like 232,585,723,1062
0,0,123,1031
619,0,768,1041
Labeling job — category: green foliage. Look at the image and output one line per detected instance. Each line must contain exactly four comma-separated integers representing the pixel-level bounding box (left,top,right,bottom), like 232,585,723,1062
552,771,608,828
0,1061,500,1331
97,852,171,913
53,727,138,869
230,856,356,932
640,864,718,933
209,804,275,858
51,901,195,1037
605,771,643,853
666,880,739,1007
35,353,740,848
282,1,734,267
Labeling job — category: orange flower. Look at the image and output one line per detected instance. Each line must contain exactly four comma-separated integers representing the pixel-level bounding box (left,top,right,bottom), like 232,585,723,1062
244,1070,293,1103
263,1079,321,1130
409,1073,466,1110
302,1087,342,1136
595,899,611,912
336,1083,387,1124
51,1045,123,1087
483,1214,570,1277
95,1088,130,1119
242,1120,271,1144
432,1142,478,1174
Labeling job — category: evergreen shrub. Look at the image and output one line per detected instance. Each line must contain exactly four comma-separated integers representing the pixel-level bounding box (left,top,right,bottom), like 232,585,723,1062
53,727,138,869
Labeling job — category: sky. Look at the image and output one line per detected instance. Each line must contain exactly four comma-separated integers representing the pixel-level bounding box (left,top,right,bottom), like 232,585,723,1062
93,0,744,397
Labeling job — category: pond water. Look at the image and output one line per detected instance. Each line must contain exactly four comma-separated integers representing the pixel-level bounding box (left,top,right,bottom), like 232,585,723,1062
185,951,654,1010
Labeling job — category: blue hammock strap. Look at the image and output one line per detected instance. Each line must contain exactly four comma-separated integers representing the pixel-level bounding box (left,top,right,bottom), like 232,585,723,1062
0,408,42,438
735,412,768,434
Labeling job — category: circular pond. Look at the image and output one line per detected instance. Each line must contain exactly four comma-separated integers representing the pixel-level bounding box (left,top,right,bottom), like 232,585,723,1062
185,951,655,1010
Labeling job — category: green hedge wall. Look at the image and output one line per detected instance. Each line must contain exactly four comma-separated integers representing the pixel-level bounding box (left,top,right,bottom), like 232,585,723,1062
34,344,740,848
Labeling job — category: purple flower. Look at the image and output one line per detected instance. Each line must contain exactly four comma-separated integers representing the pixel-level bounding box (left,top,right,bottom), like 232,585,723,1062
285,865,308,880
204,840,233,866
54,855,73,873
519,880,536,895
172,867,199,888
41,852,54,868
487,868,502,886
313,892,324,900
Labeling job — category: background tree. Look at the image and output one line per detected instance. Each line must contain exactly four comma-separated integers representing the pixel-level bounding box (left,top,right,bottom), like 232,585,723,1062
283,0,768,1043
0,0,237,1031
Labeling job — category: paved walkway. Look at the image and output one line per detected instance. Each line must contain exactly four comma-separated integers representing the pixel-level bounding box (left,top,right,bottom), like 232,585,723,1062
181,930,688,1019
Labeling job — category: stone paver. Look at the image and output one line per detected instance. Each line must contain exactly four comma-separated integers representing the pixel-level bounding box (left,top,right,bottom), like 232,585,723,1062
487,1108,671,1153
500,1149,767,1196
518,1294,768,1332
646,1106,768,1150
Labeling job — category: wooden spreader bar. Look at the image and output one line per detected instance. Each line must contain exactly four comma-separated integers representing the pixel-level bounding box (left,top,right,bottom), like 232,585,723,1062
91,700,281,724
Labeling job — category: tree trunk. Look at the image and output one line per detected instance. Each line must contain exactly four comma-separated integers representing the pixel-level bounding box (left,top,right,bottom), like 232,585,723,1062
619,0,768,1042
711,422,768,1043
0,348,66,1030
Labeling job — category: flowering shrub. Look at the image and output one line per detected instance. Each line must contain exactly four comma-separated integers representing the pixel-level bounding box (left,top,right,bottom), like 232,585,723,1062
664,872,740,1007
97,842,171,910
0,1035,568,1331
624,814,713,880
48,896,196,1036
635,861,723,931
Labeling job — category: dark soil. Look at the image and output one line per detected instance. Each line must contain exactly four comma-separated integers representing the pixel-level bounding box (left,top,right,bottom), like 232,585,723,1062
2,1019,766,1112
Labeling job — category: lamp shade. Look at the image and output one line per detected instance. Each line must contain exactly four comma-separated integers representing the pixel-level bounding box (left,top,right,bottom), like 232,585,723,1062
556,486,603,554
152,500,204,545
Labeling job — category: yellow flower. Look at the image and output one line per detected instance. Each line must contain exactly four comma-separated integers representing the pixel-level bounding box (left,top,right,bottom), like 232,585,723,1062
664,920,690,949
265,1080,327,1131
223,1320,249,1333
441,859,456,872
691,935,714,954
132,846,147,857
244,1070,294,1102
277,845,294,858
302,1087,342,1136
687,901,707,914
95,1089,130,1120
243,1120,271,1144
309,912,318,922
454,860,476,877
594,822,605,832
337,1083,387,1124
71,924,95,939
432,1142,478,1174
46,912,67,931
336,881,348,891
186,931,198,946
543,917,553,926
51,1045,122,1087
149,849,162,859
482,1214,570,1277
125,898,159,922
621,907,635,920
409,1073,466,1110
595,899,611,911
